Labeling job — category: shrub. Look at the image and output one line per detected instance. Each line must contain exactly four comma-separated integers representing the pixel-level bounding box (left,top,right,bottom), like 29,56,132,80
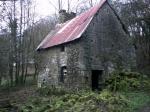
104,71,148,92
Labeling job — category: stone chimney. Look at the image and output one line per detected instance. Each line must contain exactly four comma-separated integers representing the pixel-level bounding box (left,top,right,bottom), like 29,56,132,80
69,12,76,20
59,10,76,23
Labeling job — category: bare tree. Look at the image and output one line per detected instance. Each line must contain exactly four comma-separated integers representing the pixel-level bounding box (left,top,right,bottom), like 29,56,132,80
113,0,150,75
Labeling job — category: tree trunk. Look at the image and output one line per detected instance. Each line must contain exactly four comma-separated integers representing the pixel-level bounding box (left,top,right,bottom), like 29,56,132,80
0,77,2,86
23,62,28,84
33,62,38,81
19,0,23,85
9,61,13,86
20,53,25,84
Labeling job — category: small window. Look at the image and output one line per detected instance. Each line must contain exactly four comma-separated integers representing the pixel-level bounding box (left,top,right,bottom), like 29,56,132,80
60,66,67,83
61,45,65,52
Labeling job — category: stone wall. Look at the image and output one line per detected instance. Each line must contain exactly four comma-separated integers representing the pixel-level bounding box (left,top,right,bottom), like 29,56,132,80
38,40,90,88
64,41,90,89
38,48,60,87
81,2,131,75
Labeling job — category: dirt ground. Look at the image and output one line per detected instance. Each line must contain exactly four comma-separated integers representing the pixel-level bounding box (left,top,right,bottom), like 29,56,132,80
0,86,37,112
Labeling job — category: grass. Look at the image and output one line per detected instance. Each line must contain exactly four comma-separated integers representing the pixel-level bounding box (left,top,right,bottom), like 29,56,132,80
0,76,37,91
0,87,149,112
0,72,149,112
123,91,150,112
19,88,150,112
20,89,129,112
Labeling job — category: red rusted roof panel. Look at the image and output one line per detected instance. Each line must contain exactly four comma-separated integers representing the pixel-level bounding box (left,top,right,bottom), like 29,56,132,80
37,0,106,50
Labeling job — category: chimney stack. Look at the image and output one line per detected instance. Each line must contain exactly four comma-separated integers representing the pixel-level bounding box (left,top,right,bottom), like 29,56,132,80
59,10,76,23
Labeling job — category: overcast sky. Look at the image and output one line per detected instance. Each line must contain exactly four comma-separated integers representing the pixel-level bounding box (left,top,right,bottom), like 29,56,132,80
35,0,99,18
35,0,56,17
35,0,126,18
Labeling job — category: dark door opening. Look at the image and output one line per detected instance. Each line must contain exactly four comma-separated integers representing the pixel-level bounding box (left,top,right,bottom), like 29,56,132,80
91,70,103,90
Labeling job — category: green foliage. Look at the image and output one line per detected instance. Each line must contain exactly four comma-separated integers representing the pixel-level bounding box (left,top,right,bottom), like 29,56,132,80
141,77,150,91
20,89,130,112
98,90,129,112
123,91,150,112
104,71,150,92
11,72,150,112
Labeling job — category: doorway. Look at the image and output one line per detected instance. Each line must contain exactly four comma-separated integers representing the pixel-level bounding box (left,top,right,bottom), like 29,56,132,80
91,70,103,90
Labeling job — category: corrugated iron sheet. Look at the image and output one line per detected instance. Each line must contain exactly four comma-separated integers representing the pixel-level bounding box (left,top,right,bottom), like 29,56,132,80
37,0,106,50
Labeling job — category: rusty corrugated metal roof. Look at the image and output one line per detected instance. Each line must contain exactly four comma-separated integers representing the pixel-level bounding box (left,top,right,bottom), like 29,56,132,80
37,0,106,50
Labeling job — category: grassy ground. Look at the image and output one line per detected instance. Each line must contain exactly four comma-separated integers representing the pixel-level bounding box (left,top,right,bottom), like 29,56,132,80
123,91,150,112
0,72,150,112
17,88,150,112
0,86,149,112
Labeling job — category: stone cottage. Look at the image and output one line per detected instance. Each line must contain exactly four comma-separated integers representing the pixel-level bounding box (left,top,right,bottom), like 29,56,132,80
37,0,131,90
